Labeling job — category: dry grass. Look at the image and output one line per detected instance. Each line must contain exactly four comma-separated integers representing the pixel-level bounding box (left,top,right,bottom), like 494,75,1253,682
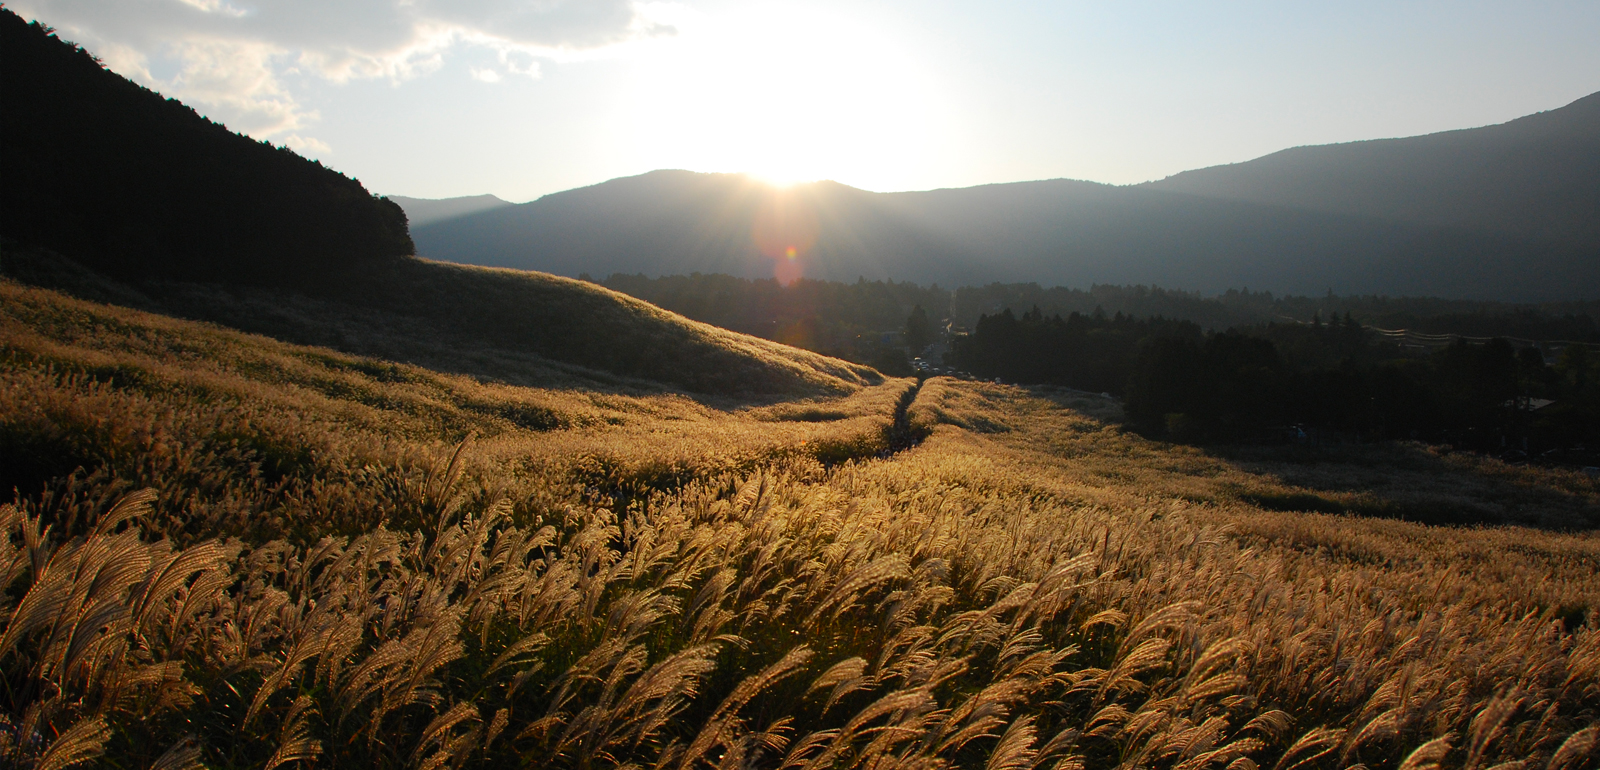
2,247,884,398
2,282,1597,769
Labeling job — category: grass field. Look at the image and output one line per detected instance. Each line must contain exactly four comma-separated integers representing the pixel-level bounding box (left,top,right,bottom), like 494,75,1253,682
2,279,1597,769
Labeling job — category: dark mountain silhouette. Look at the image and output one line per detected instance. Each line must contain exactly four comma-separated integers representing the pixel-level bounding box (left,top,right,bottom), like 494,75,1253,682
414,94,1600,301
1147,92,1600,248
389,194,514,227
413,171,975,284
0,9,413,285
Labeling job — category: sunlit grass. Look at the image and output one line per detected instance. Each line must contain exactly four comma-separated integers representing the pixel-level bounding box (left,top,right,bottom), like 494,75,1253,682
2,280,1596,768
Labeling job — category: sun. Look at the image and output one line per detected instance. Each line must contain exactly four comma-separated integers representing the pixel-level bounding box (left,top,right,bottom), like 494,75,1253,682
749,168,810,188
616,3,952,192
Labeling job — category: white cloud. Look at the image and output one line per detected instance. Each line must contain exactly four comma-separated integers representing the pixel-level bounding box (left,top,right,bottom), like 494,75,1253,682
279,133,331,154
173,0,246,17
10,0,662,149
166,38,311,136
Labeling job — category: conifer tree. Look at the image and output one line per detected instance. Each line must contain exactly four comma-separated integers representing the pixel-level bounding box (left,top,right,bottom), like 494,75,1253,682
904,304,934,353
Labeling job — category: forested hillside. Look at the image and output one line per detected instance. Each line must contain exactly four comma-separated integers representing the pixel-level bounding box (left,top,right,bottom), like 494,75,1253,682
0,10,412,285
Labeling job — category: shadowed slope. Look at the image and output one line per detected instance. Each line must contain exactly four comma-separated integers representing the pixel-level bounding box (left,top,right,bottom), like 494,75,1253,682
2,247,882,399
323,257,885,397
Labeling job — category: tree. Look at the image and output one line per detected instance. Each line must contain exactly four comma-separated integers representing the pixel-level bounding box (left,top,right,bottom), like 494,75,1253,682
1124,337,1201,435
904,304,934,353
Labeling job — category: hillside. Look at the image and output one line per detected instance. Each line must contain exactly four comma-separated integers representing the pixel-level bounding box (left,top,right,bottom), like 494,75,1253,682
1,246,881,399
0,10,412,284
0,279,905,502
4,277,1598,767
413,93,1600,301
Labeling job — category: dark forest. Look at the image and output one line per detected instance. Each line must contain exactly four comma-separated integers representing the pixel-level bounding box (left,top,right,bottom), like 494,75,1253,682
0,12,412,286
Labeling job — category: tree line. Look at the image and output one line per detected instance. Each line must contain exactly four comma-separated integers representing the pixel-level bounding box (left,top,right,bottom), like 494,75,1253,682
601,273,1599,371
949,307,1600,454
599,272,947,372
947,307,1201,393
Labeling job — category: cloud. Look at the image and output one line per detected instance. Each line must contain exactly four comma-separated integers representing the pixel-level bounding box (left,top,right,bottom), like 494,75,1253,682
174,0,246,18
11,0,661,148
279,133,331,154
164,38,311,136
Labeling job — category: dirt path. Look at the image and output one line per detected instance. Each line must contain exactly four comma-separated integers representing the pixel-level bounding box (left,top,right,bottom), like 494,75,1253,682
882,377,931,456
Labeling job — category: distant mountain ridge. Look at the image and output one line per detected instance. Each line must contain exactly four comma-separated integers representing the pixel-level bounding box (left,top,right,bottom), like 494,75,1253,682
414,92,1600,301
1147,92,1600,247
389,194,514,227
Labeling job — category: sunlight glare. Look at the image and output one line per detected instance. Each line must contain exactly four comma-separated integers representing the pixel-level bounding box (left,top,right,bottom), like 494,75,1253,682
618,3,952,191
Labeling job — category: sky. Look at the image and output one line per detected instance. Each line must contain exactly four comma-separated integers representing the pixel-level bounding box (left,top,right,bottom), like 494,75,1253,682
13,1,1600,202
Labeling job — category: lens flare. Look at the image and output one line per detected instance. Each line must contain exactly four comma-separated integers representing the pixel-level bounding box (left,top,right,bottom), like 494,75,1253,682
752,188,818,285
774,259,803,285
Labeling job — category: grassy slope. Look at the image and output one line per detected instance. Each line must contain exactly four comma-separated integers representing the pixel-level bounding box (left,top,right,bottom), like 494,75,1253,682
1,247,883,399
2,282,1598,769
0,280,905,531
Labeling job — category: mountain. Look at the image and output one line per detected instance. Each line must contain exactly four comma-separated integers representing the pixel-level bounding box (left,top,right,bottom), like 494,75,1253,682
389,194,515,227
413,94,1600,301
413,171,968,284
1147,92,1600,248
0,10,412,285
